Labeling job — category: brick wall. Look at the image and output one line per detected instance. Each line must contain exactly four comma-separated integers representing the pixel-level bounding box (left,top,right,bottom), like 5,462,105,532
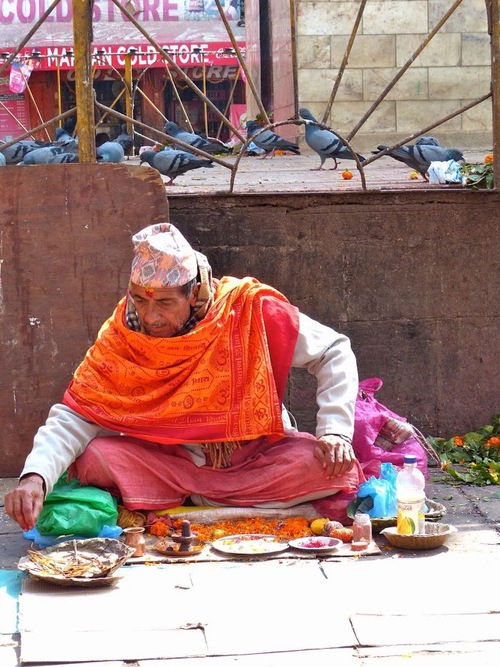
296,0,492,151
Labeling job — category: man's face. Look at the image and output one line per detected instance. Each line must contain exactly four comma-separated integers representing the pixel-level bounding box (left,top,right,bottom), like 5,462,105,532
129,282,199,337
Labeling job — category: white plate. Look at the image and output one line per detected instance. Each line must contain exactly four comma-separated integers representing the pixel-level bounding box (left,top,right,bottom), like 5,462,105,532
211,534,289,556
288,536,342,553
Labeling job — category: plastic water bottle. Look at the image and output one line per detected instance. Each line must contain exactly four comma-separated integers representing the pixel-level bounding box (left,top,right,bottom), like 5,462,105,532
396,454,425,535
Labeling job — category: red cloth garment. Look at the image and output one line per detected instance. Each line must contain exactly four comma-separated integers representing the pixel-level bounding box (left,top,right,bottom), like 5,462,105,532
68,431,365,510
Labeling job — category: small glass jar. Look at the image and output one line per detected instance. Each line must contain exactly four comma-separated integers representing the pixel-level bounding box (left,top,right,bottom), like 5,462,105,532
352,513,372,547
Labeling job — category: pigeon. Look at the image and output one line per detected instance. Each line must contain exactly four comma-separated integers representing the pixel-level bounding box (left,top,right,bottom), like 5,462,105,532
20,146,69,164
140,148,214,185
298,107,365,170
245,120,300,158
54,126,78,150
0,139,42,164
372,144,464,181
96,132,111,147
163,121,231,155
0,152,6,166
114,123,134,158
62,115,77,135
96,141,125,163
416,136,441,147
51,153,79,163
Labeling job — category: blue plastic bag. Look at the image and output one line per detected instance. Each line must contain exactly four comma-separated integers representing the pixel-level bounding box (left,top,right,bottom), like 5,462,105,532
356,462,398,518
24,524,122,548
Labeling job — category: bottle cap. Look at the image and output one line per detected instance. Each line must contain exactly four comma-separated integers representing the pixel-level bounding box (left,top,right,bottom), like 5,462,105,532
404,455,417,464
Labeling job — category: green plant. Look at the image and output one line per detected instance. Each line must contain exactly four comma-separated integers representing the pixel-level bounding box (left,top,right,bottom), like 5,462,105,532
427,415,500,485
460,160,494,190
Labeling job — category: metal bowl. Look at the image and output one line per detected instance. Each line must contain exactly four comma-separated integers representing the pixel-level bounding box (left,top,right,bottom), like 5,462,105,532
18,537,136,585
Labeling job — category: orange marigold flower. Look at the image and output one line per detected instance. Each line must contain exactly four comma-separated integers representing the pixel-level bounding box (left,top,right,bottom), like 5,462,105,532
453,436,465,446
484,153,494,164
165,516,311,542
485,436,500,448
148,520,171,537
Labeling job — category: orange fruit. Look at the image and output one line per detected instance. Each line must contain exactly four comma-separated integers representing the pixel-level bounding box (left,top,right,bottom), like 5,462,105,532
310,518,330,535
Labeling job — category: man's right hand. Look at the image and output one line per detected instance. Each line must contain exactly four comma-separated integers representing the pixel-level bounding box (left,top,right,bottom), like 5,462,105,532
4,474,45,531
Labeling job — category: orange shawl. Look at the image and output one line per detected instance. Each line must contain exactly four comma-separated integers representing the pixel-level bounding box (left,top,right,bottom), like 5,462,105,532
63,276,299,447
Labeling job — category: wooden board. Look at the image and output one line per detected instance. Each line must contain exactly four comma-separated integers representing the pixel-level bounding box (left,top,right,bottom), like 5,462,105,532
0,164,168,476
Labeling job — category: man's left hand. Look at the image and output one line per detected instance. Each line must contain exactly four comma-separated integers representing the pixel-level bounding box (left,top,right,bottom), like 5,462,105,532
314,435,357,478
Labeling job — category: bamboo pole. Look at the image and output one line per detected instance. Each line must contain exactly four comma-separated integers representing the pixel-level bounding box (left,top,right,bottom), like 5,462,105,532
289,0,299,116
212,0,270,124
216,68,241,140
22,77,51,140
109,0,244,141
94,100,233,169
163,63,194,132
124,52,134,135
489,0,500,187
0,108,76,150
347,0,465,141
72,0,96,161
56,62,62,125
202,60,208,136
322,0,366,123
362,93,492,167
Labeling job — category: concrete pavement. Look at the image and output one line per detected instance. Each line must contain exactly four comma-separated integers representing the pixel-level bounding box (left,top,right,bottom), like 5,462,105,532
1,468,499,666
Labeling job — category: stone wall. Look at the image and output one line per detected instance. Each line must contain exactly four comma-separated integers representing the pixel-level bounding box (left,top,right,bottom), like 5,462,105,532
296,0,492,152
168,189,499,444
1,166,499,475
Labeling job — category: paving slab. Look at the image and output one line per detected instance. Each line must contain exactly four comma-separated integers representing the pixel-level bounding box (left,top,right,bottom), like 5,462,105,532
2,463,500,666
131,150,489,196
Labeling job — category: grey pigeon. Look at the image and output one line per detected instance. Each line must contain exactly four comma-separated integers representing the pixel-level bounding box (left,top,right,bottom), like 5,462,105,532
416,136,441,147
372,144,464,180
0,152,6,166
115,123,134,158
96,132,111,147
164,121,231,155
54,126,78,150
51,153,79,163
299,107,365,170
96,141,125,163
21,146,68,164
245,120,300,158
0,139,41,165
140,148,214,185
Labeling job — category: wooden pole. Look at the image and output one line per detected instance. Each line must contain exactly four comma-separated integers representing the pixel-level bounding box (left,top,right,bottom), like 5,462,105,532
202,60,208,136
212,0,270,124
56,62,62,125
124,52,134,135
489,0,500,187
72,0,96,162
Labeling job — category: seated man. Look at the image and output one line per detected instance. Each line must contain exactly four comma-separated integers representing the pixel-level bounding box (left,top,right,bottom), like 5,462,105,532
5,223,364,531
